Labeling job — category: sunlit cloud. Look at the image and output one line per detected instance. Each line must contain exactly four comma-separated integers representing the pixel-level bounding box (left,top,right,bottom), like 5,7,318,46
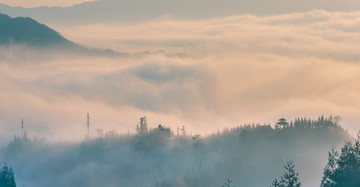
1,10,360,142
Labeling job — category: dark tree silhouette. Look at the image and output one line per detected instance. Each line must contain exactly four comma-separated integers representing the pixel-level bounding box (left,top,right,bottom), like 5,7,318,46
279,161,301,187
136,116,148,134
271,161,301,187
0,163,16,187
321,146,338,187
270,179,280,187
222,178,235,187
321,133,360,187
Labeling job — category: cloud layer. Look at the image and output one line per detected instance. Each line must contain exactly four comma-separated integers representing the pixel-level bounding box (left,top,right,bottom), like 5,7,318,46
1,10,360,141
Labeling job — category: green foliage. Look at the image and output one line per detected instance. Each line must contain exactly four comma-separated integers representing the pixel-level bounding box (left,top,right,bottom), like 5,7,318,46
279,161,301,187
321,146,338,187
321,133,360,187
271,161,301,187
1,115,350,187
135,123,173,153
0,163,16,187
270,179,280,187
292,115,336,129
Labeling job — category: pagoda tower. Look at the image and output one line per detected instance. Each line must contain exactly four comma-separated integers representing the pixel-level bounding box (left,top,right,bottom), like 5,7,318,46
276,118,289,129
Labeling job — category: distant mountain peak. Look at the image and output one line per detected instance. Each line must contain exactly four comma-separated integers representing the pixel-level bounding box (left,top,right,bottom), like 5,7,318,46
0,13,127,59
0,13,72,46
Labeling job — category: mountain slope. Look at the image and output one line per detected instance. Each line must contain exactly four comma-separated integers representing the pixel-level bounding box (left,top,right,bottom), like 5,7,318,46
0,13,72,46
0,13,125,59
0,13,10,22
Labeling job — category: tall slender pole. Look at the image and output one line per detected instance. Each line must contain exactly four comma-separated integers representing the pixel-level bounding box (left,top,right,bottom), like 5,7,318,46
87,113,90,137
21,118,24,139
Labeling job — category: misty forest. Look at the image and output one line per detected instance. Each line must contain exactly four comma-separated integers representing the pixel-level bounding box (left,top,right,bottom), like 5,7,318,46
1,115,360,187
1,0,360,186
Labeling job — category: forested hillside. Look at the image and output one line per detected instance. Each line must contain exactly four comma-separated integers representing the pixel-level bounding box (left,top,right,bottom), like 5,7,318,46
0,116,352,187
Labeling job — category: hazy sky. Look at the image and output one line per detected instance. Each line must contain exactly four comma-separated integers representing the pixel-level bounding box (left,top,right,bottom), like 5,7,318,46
1,0,360,25
0,1,359,142
0,0,96,8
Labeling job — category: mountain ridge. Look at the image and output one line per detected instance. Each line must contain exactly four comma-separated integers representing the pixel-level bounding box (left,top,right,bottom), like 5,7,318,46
0,13,126,59
0,13,72,46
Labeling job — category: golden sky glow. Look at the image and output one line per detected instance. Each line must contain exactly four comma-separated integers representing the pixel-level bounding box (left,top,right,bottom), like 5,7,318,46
0,8,360,141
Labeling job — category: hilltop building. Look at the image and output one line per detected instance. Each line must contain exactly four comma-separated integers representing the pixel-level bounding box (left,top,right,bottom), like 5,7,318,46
276,118,289,129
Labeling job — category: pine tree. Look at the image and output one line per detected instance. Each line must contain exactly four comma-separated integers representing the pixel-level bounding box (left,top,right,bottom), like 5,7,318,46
222,178,235,187
321,146,338,187
279,161,301,187
136,116,148,134
321,133,360,187
0,163,16,187
270,179,280,187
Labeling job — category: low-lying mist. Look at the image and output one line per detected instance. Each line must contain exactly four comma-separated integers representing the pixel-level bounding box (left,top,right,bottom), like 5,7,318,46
0,117,352,187
0,9,359,187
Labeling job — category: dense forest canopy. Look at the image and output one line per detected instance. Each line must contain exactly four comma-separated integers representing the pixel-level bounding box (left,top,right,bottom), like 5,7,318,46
0,163,16,187
321,133,360,187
